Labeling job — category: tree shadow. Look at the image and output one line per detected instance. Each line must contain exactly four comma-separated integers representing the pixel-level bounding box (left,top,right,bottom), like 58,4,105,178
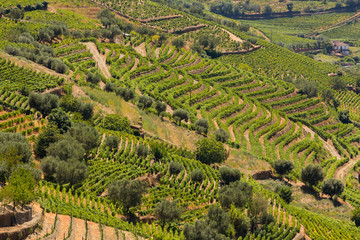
300,185,323,200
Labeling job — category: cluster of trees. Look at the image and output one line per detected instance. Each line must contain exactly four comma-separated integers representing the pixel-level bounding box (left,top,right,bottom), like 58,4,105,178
60,94,94,120
86,72,102,85
185,180,274,239
0,1,48,20
5,43,67,74
273,159,344,200
210,0,261,17
0,133,40,209
40,122,99,185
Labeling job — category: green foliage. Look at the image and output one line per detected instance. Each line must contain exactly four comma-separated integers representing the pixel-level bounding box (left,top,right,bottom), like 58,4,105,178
275,185,293,203
155,100,167,116
219,167,240,185
195,138,227,164
137,95,153,110
190,169,205,183
301,164,324,187
215,129,229,143
330,77,347,91
172,38,185,49
195,119,209,134
116,88,135,101
173,109,189,125
322,178,344,199
351,208,360,227
104,135,120,151
86,72,102,85
136,144,149,158
154,199,181,227
273,159,294,177
0,132,32,164
219,181,253,209
34,124,61,158
1,167,36,208
28,92,59,117
169,161,184,175
150,141,166,161
100,114,132,133
339,110,351,124
108,179,147,213
66,122,99,152
46,136,85,161
294,78,318,98
48,108,71,134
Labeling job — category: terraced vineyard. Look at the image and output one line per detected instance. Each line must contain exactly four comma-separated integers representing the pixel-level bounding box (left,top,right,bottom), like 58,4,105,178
2,1,360,239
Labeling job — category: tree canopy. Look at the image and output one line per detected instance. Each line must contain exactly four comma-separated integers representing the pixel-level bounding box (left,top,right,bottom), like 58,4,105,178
195,138,227,164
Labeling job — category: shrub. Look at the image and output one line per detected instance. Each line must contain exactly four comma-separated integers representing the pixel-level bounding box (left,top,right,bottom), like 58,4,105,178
86,72,102,85
195,119,209,134
339,110,351,124
215,129,229,143
48,108,71,133
173,109,189,125
66,123,99,152
219,181,253,209
275,185,293,203
154,199,181,227
169,161,184,175
322,178,344,199
220,167,241,185
100,114,132,133
136,144,149,158
0,132,32,163
116,88,135,101
195,138,227,164
172,38,185,49
29,92,59,117
137,95,153,110
273,159,294,179
190,169,205,183
108,179,147,213
104,135,120,151
301,164,324,187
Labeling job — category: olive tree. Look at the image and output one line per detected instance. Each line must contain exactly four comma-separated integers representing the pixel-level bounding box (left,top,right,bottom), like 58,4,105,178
195,138,227,164
154,199,181,227
301,164,324,187
322,178,344,199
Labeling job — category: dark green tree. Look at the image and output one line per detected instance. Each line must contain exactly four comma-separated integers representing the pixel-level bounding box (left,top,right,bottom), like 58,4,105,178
46,136,85,161
219,181,253,209
173,109,189,125
275,185,293,203
34,124,61,158
195,138,227,164
191,169,205,183
29,92,59,117
155,101,167,116
287,2,294,11
215,129,229,143
195,119,209,134
172,38,185,49
137,95,153,110
220,167,241,185
273,159,294,180
66,123,99,152
48,108,71,133
169,161,184,175
339,110,351,124
154,199,181,227
104,135,119,151
108,179,147,214
322,178,344,199
351,208,360,227
301,164,324,187
0,132,32,164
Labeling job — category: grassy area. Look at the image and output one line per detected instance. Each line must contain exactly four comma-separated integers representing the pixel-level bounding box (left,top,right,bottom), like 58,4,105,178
226,149,271,172
82,86,202,150
314,53,339,64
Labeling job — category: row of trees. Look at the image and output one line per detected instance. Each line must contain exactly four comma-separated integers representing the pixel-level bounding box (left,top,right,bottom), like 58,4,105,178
273,159,344,200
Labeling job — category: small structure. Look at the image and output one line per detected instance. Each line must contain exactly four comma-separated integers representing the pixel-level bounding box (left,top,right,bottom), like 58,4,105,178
332,41,350,56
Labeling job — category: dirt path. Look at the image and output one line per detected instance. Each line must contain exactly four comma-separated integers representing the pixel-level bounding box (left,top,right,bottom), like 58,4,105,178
334,156,360,183
306,11,360,37
250,27,270,42
82,42,111,79
302,125,341,159
222,28,243,43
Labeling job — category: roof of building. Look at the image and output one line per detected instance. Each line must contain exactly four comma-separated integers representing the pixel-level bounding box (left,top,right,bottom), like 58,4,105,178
333,40,348,47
